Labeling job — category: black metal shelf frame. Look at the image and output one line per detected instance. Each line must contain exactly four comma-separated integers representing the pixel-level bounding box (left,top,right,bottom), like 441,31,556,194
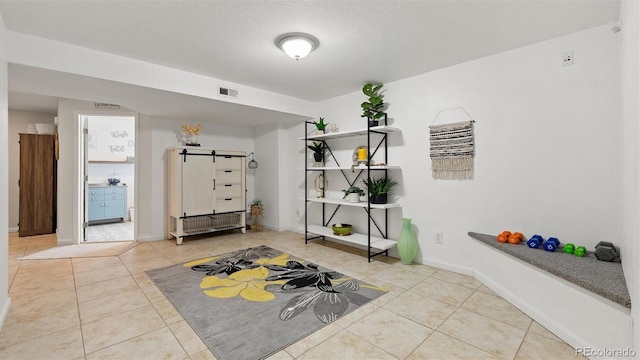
303,115,392,262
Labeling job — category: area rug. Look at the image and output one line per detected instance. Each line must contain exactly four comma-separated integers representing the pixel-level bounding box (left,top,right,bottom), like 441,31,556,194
146,245,387,360
19,241,138,260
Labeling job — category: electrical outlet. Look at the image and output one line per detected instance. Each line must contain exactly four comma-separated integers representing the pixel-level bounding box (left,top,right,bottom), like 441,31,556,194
562,51,574,66
435,232,444,245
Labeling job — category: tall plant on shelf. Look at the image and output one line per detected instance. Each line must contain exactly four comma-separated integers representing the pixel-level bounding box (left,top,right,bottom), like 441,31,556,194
307,141,327,165
360,83,386,127
363,176,398,204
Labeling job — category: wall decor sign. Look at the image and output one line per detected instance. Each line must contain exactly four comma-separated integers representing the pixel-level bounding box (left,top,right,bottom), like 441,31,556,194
429,120,475,180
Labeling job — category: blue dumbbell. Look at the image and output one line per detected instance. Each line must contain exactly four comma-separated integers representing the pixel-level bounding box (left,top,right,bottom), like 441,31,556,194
527,235,544,249
543,237,560,252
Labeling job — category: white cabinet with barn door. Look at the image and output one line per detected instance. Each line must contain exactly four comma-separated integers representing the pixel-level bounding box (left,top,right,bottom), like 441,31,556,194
167,147,246,245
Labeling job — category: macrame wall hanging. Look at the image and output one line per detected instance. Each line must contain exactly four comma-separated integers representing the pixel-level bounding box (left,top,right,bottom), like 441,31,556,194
429,107,475,180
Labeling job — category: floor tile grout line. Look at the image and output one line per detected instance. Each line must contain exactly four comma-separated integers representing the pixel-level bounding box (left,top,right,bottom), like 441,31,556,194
512,319,534,360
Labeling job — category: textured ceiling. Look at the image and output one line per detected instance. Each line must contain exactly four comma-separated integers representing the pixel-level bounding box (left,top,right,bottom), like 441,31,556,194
0,0,621,119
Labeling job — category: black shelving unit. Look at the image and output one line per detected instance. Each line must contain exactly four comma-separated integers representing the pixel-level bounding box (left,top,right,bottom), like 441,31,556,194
302,117,401,262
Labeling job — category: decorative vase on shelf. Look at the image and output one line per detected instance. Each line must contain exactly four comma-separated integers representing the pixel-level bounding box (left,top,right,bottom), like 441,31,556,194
187,134,199,146
397,218,418,264
347,193,360,203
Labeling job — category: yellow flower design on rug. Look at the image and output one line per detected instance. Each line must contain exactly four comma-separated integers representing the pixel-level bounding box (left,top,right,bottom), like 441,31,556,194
200,266,285,302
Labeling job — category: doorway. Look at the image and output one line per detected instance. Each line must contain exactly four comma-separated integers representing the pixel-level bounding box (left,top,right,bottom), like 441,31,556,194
81,115,136,242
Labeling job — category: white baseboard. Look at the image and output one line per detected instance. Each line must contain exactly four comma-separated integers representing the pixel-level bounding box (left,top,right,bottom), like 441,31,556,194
8,227,18,233
137,234,169,242
0,297,11,332
420,257,474,276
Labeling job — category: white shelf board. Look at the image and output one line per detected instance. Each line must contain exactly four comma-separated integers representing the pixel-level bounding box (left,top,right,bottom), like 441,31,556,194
307,224,397,250
300,126,401,140
305,197,401,209
305,165,401,171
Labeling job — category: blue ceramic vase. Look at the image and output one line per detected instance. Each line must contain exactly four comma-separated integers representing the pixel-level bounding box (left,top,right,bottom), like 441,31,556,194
397,218,418,264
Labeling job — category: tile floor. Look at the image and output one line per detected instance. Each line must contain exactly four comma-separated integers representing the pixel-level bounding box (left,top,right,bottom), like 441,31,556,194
2,230,584,359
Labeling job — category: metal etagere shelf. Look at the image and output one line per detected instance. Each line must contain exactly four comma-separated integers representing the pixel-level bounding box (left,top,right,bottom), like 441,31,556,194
302,116,401,262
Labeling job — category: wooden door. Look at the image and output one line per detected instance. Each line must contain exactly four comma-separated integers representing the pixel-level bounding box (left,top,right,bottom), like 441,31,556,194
19,134,56,237
181,154,216,216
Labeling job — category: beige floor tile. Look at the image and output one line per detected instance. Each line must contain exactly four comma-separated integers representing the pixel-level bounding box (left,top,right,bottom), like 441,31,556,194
515,332,585,359
432,269,482,289
72,256,125,273
528,321,563,342
76,275,138,303
438,308,526,359
132,271,155,287
333,301,379,328
410,277,475,307
384,291,457,329
0,291,80,348
347,307,432,359
123,257,175,274
85,327,188,360
0,325,84,360
408,331,501,360
394,262,439,277
362,277,408,307
477,284,498,296
461,290,532,330
284,322,343,358
16,258,72,275
82,305,166,353
168,320,208,356
153,298,185,324
189,348,218,360
368,266,427,289
141,283,168,303
266,350,295,360
9,269,76,296
298,329,395,360
78,288,150,324
73,264,131,286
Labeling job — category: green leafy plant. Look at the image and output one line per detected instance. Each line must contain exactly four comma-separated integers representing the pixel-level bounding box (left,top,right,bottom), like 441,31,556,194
313,117,328,131
363,176,398,195
251,199,263,207
360,83,386,121
306,141,326,153
342,186,365,196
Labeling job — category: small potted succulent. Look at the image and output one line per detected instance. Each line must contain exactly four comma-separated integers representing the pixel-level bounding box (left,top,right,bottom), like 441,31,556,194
360,83,386,127
307,141,327,166
342,185,365,203
312,117,328,134
363,176,398,204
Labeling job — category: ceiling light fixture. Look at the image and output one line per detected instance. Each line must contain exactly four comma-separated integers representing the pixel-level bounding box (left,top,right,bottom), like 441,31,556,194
275,33,319,60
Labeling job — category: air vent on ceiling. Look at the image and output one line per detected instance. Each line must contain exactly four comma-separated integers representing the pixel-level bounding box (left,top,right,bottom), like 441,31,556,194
219,87,238,97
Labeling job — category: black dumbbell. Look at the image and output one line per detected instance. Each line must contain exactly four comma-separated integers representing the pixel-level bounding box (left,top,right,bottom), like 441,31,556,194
594,241,620,262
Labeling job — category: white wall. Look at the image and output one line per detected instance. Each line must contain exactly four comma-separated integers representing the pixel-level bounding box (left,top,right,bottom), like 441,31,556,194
7,110,55,230
253,125,281,230
285,21,630,350
0,10,11,331
620,0,640,352
291,24,622,267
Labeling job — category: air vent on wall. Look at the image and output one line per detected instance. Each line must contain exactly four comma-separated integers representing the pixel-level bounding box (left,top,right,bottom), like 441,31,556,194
218,87,238,97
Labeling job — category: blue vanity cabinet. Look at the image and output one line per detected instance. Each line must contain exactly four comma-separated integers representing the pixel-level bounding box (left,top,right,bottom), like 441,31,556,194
88,185,127,222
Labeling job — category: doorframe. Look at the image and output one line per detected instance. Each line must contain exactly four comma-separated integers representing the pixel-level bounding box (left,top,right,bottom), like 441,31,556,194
76,111,138,244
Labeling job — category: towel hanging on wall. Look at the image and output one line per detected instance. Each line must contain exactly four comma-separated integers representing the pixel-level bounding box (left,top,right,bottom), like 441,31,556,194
429,120,475,180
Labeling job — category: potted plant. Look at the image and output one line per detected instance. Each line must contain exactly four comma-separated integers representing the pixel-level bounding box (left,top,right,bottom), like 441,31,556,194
360,83,386,127
307,141,327,166
363,176,398,204
342,185,365,203
313,117,328,134
249,199,264,231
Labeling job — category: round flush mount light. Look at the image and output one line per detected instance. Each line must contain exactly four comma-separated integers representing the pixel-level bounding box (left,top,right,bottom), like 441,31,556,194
275,33,319,60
